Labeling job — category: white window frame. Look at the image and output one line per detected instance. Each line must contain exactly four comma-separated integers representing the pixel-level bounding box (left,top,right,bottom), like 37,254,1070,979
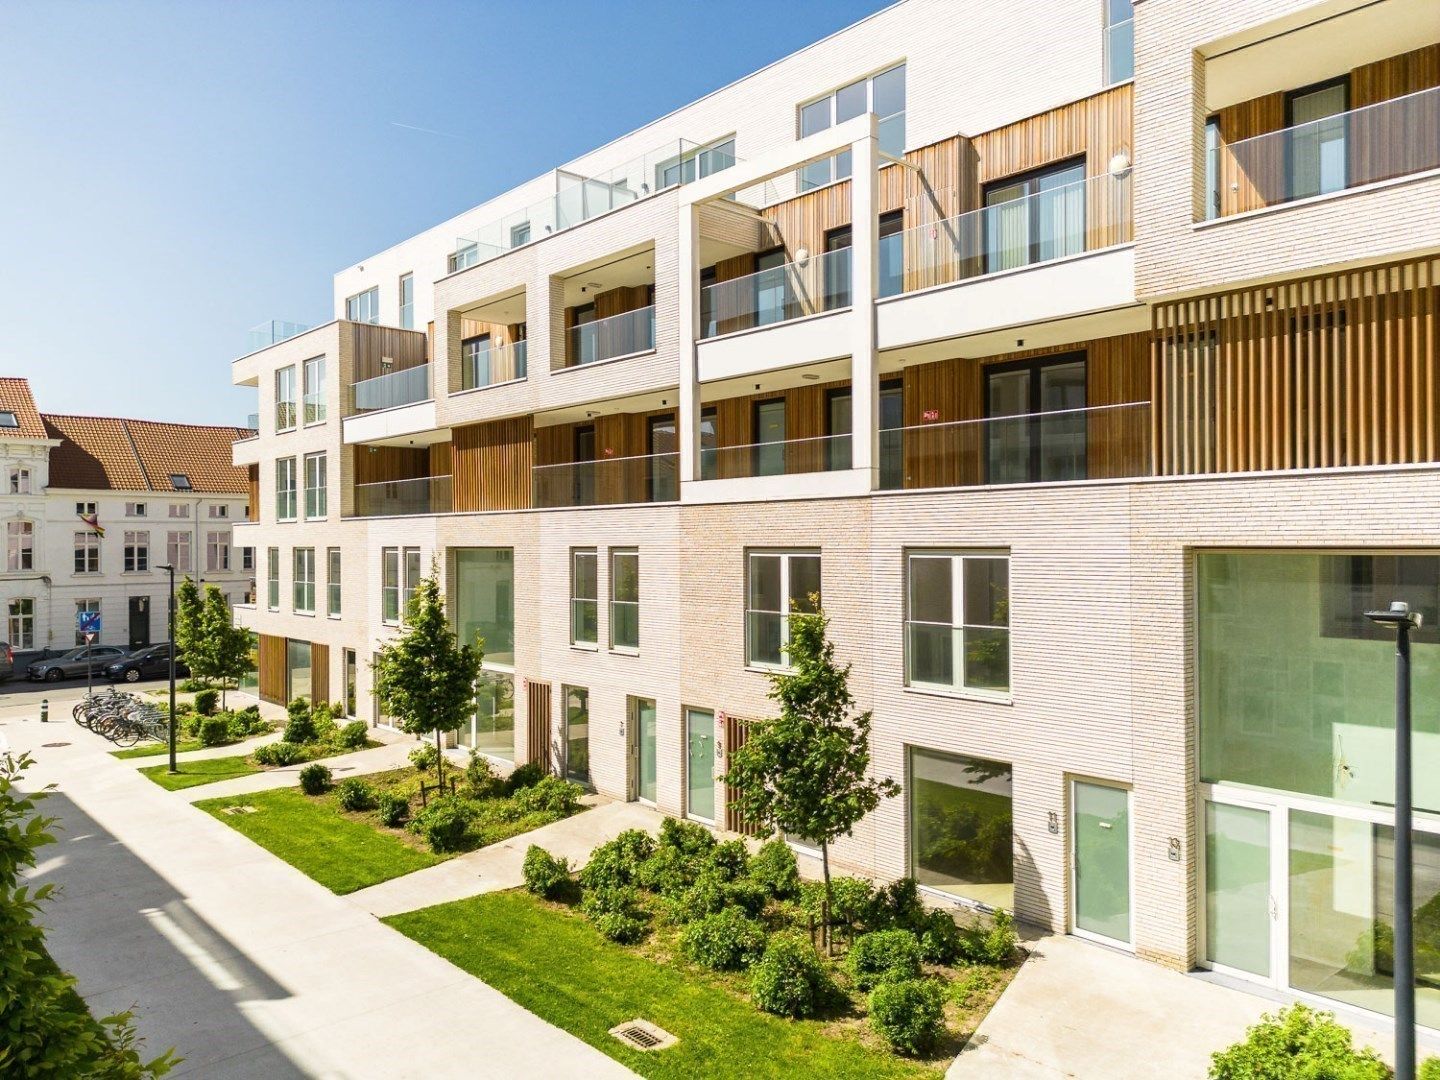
7,598,35,649
9,467,30,494
745,550,821,671
403,547,422,613
275,365,297,431
608,548,639,653
345,286,379,324
207,504,230,519
123,530,150,572
275,457,297,521
797,62,906,190
6,520,34,572
381,547,400,625
206,529,231,572
168,503,190,518
327,547,342,617
570,548,598,648
293,547,315,614
73,530,100,574
75,501,96,516
166,529,192,572
303,356,327,425
399,273,414,330
125,501,147,517
303,452,327,520
266,547,280,611
903,551,1011,698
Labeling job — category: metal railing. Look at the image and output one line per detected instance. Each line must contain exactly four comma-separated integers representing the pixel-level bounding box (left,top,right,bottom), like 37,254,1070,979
246,320,310,353
463,340,528,390
451,139,737,272
699,432,853,480
885,171,1131,295
565,306,655,367
532,452,679,508
1211,85,1440,217
351,364,430,413
699,247,852,338
352,475,452,517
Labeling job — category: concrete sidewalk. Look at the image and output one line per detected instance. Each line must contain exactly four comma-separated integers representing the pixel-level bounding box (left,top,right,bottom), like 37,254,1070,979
177,738,415,802
349,797,665,918
8,712,636,1079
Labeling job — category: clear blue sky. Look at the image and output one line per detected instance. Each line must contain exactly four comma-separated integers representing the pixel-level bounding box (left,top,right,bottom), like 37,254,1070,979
0,0,890,425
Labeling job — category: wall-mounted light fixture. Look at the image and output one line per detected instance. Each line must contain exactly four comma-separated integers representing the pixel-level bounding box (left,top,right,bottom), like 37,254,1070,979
1047,811,1059,835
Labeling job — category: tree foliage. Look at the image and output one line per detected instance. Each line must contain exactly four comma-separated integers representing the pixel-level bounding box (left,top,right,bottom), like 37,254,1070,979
171,577,202,664
196,587,251,708
720,606,899,946
0,753,176,1077
371,571,483,786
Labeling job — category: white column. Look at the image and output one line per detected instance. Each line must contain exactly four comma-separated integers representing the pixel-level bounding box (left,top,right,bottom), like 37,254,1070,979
850,121,880,486
677,202,701,485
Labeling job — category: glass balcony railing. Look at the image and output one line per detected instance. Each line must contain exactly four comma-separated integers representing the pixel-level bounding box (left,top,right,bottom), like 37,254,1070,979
1210,85,1440,218
451,139,737,272
699,247,852,338
303,393,325,425
532,452,679,508
351,364,430,413
886,171,1132,295
235,414,260,442
246,320,310,353
352,475,452,517
566,306,655,367
699,432,854,479
462,340,527,391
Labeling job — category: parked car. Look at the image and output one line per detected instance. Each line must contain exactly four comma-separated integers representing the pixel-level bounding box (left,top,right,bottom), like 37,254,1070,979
0,641,13,683
26,645,129,682
105,643,188,684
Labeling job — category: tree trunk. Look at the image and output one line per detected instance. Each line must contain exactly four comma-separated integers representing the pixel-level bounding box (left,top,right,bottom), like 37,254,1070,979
821,840,834,954
435,729,445,790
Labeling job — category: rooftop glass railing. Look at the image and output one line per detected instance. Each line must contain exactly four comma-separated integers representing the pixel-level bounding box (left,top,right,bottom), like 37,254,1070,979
699,247,851,338
451,139,736,272
462,340,527,391
532,452,679,508
352,475,452,517
246,320,310,353
565,306,655,367
351,364,430,413
1209,85,1440,218
885,171,1131,296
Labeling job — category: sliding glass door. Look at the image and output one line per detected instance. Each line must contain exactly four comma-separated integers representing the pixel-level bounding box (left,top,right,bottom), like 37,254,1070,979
985,354,1087,485
983,158,1086,273
1287,79,1348,201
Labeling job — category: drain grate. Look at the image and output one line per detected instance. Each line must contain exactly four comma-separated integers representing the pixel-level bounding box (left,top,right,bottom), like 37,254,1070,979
222,805,259,815
41,742,71,748
608,1020,676,1052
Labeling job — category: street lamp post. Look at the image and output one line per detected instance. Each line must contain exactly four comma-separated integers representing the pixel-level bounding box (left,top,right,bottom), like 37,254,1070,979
1364,599,1421,1080
158,564,178,775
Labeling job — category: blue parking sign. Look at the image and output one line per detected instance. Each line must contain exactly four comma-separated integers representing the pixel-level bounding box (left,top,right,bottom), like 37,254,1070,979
77,610,102,636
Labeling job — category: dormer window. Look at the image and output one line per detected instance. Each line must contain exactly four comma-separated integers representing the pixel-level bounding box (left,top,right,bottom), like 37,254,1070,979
170,473,192,490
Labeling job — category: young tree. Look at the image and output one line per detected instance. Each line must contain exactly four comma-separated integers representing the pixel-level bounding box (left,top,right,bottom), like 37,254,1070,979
721,605,899,949
371,571,483,789
198,585,252,709
172,576,204,679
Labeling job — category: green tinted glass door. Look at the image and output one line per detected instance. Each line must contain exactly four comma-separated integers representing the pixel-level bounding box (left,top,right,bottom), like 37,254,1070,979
637,697,657,803
1205,802,1272,976
686,709,716,822
1074,781,1131,943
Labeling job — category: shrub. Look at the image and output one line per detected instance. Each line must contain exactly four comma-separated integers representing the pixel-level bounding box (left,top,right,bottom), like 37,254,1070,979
409,742,439,773
252,741,306,767
847,929,923,990
464,751,504,799
335,778,376,812
869,978,946,1056
592,911,648,944
298,762,332,796
801,876,874,929
1422,1059,1440,1080
707,839,750,881
337,720,369,750
309,702,338,742
579,830,656,892
659,816,716,857
748,838,801,899
918,908,964,965
512,775,582,817
193,688,219,716
283,700,316,745
957,908,1017,967
750,933,837,1019
312,700,334,724
377,791,409,827
503,760,545,795
724,877,770,917
410,795,473,853
636,844,705,898
196,714,231,748
672,870,728,924
864,877,926,933
1209,1005,1388,1080
582,883,648,943
226,707,268,741
522,845,573,899
681,907,767,971
179,676,208,692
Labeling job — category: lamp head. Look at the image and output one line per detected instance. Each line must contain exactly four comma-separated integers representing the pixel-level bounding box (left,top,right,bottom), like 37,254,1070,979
1364,600,1423,629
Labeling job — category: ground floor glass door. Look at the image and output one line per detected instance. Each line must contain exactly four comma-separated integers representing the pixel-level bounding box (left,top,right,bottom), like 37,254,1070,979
686,708,716,823
565,686,590,786
1203,801,1272,978
1073,780,1132,945
631,696,657,804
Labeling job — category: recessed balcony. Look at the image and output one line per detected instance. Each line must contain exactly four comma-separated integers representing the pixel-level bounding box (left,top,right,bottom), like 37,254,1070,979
352,475,452,517
699,246,851,339
352,364,431,413
566,307,655,367
531,452,677,508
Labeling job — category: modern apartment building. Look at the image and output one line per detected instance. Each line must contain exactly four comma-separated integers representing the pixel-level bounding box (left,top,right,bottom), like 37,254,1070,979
229,0,1440,1032
0,377,253,658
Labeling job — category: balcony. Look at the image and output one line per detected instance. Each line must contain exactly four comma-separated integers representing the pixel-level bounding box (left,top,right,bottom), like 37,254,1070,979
700,432,852,480
700,247,851,339
352,364,430,413
532,452,678,508
450,138,736,272
565,306,655,368
245,320,310,353
352,475,452,517
1209,85,1440,218
463,339,527,391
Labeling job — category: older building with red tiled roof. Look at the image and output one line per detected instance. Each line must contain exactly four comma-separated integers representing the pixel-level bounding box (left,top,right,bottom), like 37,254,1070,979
2,377,254,657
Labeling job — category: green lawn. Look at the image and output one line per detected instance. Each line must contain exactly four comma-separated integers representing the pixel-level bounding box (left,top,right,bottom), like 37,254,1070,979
196,786,445,893
386,891,931,1079
112,738,202,759
139,755,261,790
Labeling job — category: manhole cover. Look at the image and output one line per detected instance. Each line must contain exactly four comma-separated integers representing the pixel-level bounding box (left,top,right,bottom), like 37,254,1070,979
608,1020,676,1052
41,742,70,748
222,805,259,815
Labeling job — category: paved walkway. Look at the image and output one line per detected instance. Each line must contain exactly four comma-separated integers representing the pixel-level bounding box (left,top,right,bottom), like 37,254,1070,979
350,797,665,917
6,707,635,1079
177,738,415,802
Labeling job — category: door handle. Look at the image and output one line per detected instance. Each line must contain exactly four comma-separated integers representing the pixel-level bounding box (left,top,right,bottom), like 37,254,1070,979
1098,822,1112,830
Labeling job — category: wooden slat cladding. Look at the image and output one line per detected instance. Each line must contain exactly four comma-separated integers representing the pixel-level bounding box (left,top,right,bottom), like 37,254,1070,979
972,83,1133,184
257,633,287,705
1213,44,1440,216
707,378,849,478
453,416,534,511
344,323,428,385
533,409,676,504
246,464,259,522
898,335,1151,488
311,642,330,707
722,713,762,836
351,444,432,486
1152,255,1439,475
526,679,552,772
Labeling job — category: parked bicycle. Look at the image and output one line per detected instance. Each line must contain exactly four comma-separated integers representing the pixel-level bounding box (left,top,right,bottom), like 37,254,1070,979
73,689,170,747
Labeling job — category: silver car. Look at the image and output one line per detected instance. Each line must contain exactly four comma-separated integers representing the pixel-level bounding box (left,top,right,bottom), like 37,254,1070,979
27,645,129,682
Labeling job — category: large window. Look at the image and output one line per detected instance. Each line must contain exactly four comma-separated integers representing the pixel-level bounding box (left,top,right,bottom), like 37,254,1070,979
275,457,297,521
457,671,515,761
74,531,100,573
404,547,422,611
985,353,1087,484
123,530,149,572
382,547,400,624
6,520,34,571
906,552,1010,694
571,548,598,647
398,273,414,330
610,549,639,651
798,63,906,191
454,548,514,668
8,467,30,494
166,530,191,573
746,551,821,669
345,286,379,324
303,356,327,424
7,598,34,649
564,686,590,786
293,548,315,613
327,547,341,617
275,365,296,431
658,137,736,188
266,547,280,610
286,638,312,702
1103,0,1134,85
910,748,1013,909
206,529,230,572
982,158,1087,273
303,452,327,519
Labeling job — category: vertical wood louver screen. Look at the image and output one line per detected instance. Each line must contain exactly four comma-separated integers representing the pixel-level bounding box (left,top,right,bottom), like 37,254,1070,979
526,679,552,773
257,633,287,705
1152,255,1438,475
311,642,330,707
722,714,763,836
